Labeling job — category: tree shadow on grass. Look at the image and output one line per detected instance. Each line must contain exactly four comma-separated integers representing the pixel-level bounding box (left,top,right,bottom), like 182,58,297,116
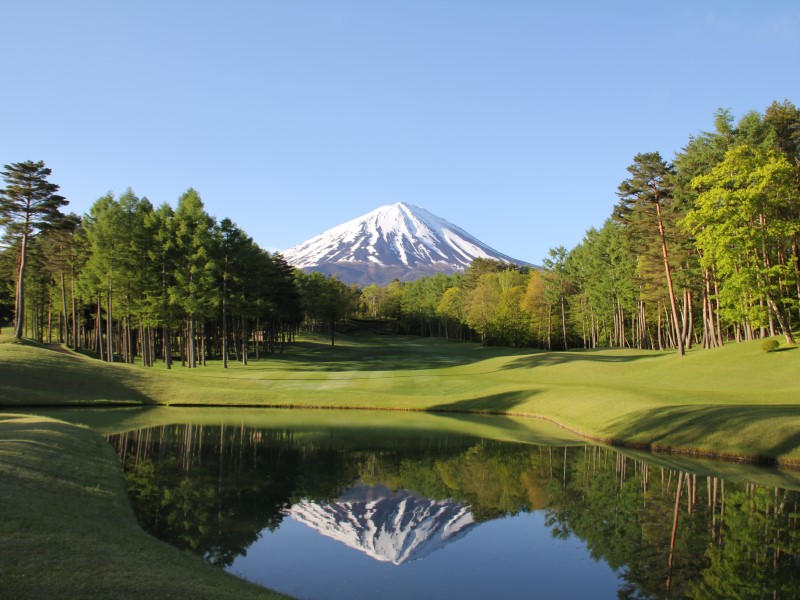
428,390,537,414
607,404,800,461
268,337,493,372
0,351,153,407
425,390,588,445
500,349,662,371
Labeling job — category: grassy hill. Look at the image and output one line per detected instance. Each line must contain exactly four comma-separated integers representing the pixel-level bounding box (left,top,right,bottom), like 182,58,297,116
1,331,799,465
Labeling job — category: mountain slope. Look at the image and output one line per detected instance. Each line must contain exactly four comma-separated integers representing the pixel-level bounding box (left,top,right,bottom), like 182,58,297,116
283,202,531,285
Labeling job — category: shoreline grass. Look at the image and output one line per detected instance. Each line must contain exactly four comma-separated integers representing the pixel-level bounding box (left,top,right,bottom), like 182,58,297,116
0,413,291,600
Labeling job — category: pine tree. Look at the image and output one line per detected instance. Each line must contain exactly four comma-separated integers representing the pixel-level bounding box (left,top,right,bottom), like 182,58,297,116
616,153,684,355
171,189,217,367
0,161,67,339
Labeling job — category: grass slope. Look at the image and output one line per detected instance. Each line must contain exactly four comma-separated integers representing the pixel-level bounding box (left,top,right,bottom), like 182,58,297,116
0,413,291,600
1,332,799,464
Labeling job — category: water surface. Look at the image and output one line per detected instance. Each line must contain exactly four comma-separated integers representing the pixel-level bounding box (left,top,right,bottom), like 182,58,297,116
54,408,800,599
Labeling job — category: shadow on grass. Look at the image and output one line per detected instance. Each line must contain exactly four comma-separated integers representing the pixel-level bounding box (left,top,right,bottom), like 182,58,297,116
422,390,595,445
774,346,798,353
428,390,536,414
0,350,152,407
267,336,495,372
607,404,800,460
500,349,662,371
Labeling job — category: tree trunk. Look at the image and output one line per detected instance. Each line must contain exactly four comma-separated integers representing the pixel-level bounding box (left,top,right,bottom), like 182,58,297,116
222,280,228,369
654,202,684,356
165,325,173,369
713,274,723,346
242,320,249,364
766,295,795,344
187,319,194,368
59,271,68,344
683,289,693,350
106,284,114,362
13,229,29,339
47,300,52,343
70,267,78,348
666,471,685,594
97,297,104,361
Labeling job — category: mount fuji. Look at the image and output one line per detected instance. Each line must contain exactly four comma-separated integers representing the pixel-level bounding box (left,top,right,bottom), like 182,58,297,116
283,202,531,286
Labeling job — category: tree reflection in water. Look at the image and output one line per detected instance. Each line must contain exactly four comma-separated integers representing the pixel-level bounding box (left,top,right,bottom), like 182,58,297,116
107,425,800,599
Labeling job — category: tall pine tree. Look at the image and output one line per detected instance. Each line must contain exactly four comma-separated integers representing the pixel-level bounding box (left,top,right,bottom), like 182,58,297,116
0,161,67,339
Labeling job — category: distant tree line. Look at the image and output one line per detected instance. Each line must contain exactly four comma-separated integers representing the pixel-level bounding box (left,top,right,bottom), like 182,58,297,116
2,99,798,360
355,100,800,354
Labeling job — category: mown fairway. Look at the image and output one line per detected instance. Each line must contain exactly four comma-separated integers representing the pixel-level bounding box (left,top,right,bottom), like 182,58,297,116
2,332,799,465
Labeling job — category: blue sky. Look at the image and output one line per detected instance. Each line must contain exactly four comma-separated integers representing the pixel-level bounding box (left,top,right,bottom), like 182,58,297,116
2,1,798,265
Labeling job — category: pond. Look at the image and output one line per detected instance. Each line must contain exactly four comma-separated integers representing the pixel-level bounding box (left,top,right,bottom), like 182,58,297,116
51,408,800,599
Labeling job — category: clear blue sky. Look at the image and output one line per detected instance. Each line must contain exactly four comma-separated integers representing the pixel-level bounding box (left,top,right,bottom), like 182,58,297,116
2,1,798,265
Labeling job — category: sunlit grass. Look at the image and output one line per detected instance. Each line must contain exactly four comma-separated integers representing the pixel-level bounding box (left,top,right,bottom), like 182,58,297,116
1,331,799,464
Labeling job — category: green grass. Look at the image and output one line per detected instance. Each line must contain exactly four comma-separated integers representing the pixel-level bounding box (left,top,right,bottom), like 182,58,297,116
2,331,800,464
2,331,800,598
0,413,291,600
2,331,798,465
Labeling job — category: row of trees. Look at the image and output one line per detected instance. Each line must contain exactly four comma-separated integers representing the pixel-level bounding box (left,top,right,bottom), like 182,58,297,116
2,99,798,359
0,174,358,366
356,100,800,353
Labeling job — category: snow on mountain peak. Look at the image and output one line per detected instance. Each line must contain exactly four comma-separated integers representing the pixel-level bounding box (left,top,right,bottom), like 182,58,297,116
283,202,529,285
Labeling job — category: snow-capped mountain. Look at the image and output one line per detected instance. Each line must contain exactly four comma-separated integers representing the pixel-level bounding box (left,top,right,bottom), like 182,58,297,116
283,202,531,285
286,484,476,565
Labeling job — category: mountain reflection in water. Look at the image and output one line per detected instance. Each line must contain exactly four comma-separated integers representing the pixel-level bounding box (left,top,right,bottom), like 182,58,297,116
288,484,475,565
107,423,800,600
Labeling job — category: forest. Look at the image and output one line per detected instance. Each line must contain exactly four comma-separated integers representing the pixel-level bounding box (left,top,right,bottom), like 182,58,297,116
1,99,799,363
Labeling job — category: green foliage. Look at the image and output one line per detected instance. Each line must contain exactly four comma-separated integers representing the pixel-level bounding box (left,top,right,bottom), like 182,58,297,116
0,160,67,338
295,271,358,346
761,339,780,353
686,144,797,342
171,188,218,321
0,160,66,237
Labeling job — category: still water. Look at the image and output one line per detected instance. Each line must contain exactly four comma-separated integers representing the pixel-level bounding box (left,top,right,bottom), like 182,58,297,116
97,410,800,600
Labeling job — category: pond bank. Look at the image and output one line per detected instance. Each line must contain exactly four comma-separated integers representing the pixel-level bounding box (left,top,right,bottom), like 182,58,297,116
2,332,799,467
0,413,292,600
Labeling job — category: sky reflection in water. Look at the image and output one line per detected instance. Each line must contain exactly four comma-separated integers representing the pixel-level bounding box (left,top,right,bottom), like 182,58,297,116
101,413,800,600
